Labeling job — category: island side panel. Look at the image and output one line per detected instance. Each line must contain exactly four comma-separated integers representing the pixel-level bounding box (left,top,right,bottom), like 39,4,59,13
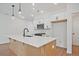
9,38,42,56
9,38,27,56
9,38,18,55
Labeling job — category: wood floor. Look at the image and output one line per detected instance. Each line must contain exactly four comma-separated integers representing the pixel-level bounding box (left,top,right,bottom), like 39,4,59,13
0,43,79,56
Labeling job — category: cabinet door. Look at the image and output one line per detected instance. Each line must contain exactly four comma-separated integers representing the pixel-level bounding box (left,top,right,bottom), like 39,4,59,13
9,39,18,54
44,41,56,56
15,41,27,56
9,39,27,55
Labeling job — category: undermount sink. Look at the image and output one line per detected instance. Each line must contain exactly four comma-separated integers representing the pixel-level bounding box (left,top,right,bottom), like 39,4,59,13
24,35,33,37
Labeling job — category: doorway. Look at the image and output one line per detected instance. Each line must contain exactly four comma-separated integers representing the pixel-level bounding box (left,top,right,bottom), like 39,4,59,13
51,19,67,55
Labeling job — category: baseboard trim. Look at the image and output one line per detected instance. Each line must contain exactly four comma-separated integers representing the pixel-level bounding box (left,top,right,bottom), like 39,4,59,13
67,53,72,56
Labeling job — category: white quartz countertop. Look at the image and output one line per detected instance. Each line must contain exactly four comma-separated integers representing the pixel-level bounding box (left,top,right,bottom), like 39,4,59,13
8,35,56,48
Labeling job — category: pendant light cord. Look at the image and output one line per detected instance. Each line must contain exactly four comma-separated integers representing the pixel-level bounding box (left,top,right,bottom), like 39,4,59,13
19,3,21,12
12,5,15,16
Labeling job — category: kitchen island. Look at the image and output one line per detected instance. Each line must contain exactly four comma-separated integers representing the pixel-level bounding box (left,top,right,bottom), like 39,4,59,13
9,35,56,56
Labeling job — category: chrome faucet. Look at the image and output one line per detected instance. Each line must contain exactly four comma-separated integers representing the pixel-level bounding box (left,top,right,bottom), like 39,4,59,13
23,28,29,37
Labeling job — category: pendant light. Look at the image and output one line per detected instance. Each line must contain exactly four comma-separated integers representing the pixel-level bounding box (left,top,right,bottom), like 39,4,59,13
18,3,22,14
11,5,15,20
18,3,25,19
31,3,35,17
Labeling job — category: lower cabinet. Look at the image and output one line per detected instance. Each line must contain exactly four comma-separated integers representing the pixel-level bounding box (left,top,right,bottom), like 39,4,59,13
9,38,56,56
44,40,56,56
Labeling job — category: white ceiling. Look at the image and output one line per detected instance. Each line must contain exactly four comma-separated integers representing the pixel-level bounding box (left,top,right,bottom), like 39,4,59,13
0,3,72,21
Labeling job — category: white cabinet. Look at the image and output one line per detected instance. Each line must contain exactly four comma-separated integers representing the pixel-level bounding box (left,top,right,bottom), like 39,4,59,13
71,4,79,13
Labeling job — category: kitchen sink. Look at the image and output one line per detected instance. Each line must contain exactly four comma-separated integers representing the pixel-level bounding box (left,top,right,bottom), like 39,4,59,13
24,35,32,37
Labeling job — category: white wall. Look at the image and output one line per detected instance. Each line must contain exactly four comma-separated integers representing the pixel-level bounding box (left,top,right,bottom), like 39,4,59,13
0,14,27,44
72,14,79,46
